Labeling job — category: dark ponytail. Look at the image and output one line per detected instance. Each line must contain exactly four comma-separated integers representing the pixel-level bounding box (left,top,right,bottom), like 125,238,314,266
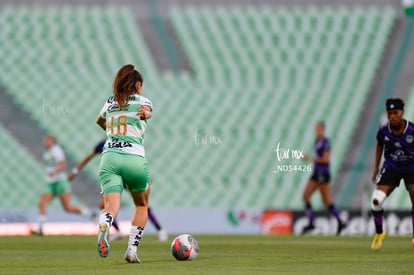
112,64,144,108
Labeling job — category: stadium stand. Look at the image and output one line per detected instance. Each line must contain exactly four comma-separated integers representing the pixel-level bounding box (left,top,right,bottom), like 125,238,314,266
167,6,396,209
0,127,44,209
0,5,396,210
0,6,159,207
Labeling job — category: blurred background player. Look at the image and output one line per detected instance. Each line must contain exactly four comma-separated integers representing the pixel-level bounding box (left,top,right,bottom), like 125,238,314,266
31,135,93,236
301,121,346,235
371,98,414,250
95,64,153,263
68,139,168,241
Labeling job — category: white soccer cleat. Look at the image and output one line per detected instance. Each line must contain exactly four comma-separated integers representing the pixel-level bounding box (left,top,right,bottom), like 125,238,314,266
158,229,168,242
124,248,141,263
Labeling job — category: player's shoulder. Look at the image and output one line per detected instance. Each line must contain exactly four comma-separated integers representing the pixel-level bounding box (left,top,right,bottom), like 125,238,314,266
106,96,116,104
323,137,331,149
377,122,389,133
102,96,119,113
322,136,330,144
139,95,152,103
137,95,153,108
51,144,65,155
51,143,63,151
406,120,414,132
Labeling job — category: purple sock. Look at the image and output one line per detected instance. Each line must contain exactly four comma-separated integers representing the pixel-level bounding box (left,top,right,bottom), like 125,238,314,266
305,203,314,225
328,204,341,223
372,209,384,234
112,219,120,231
148,208,162,231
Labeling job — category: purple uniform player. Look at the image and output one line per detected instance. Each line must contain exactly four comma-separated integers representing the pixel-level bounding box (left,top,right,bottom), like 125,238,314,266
311,137,331,183
302,121,346,235
371,98,414,250
68,140,168,242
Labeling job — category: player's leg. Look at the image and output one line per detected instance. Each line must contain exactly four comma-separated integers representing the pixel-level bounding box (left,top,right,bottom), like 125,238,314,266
99,195,121,239
370,168,397,250
99,196,104,209
97,152,123,258
406,185,414,246
100,195,122,240
131,188,150,232
318,183,346,235
302,179,318,233
57,180,92,217
404,178,414,246
59,193,81,214
125,186,150,263
32,191,54,235
97,192,121,258
148,207,168,241
121,155,151,263
371,184,392,250
101,192,122,220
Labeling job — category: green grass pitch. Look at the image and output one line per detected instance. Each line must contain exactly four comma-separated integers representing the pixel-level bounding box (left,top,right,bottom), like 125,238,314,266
1,235,414,274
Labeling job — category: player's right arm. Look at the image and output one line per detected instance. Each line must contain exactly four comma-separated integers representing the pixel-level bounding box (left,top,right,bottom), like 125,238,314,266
96,98,109,131
372,128,385,183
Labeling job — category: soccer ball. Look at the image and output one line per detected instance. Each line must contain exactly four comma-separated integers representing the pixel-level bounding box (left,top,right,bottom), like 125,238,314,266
171,234,199,261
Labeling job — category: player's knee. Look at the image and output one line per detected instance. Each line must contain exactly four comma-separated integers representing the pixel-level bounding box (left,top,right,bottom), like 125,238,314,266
39,199,47,209
371,189,387,211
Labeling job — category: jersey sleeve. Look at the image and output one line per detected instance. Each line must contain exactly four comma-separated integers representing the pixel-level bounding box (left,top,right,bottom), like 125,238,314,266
323,138,331,151
140,96,153,111
52,146,65,162
99,97,112,119
376,129,384,147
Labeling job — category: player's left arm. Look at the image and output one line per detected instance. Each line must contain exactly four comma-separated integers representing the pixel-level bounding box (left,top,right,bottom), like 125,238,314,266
49,160,66,177
314,150,330,164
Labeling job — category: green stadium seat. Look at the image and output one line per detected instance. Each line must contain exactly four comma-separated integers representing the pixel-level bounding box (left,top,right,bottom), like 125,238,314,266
0,5,397,210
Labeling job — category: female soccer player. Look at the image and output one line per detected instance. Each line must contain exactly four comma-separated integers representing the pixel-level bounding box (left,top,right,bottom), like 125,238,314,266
371,98,414,250
31,135,93,236
95,64,153,263
301,121,346,235
68,140,168,242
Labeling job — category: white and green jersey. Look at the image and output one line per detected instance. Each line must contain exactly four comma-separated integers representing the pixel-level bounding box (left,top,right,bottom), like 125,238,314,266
99,94,153,157
43,144,66,183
